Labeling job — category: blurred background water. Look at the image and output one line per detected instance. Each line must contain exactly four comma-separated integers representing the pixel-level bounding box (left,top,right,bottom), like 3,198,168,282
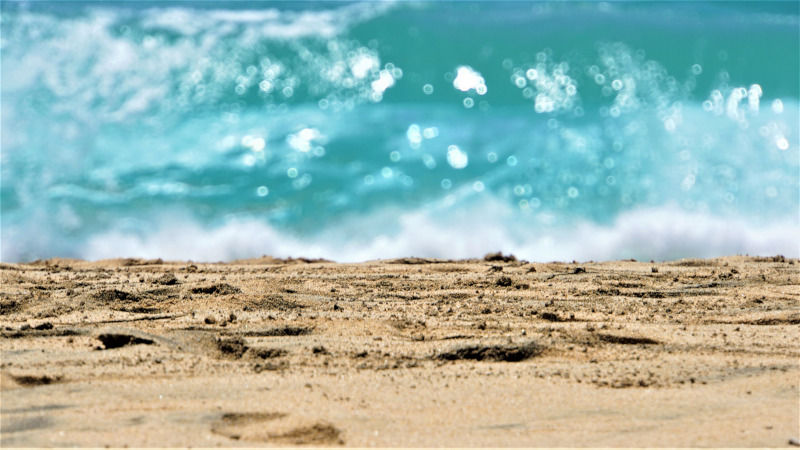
1,1,798,262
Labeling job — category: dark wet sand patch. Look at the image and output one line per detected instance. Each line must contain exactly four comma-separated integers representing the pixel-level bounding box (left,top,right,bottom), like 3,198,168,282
436,341,544,362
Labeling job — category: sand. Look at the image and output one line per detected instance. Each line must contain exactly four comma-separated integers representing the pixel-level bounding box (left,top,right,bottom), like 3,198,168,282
1,254,798,447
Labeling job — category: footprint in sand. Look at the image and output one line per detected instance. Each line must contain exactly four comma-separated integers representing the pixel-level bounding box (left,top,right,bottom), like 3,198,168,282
211,412,343,445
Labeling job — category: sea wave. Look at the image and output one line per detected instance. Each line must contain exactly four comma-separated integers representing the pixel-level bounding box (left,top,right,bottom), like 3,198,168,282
2,1,797,264
67,202,799,263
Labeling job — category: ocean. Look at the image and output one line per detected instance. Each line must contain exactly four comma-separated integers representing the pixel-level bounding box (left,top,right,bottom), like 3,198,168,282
1,1,798,262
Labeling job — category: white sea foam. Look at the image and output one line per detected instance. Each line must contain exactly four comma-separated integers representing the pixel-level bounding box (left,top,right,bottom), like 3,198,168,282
70,202,800,263
2,2,398,126
142,2,394,39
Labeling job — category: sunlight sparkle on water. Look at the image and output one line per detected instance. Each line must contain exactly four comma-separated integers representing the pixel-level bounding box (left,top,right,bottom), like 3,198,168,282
453,66,487,95
242,135,265,151
371,69,395,94
422,154,436,169
350,53,379,79
423,127,438,139
287,128,322,152
446,145,469,169
772,99,784,114
407,124,422,147
776,136,789,151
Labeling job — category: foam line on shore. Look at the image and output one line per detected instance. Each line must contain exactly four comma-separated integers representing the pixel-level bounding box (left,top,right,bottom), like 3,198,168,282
71,204,799,263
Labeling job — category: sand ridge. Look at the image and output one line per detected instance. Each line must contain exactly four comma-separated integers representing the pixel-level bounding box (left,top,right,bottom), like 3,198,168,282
1,255,798,446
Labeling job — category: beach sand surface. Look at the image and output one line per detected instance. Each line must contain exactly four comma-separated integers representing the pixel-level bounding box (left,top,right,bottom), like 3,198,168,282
1,255,798,447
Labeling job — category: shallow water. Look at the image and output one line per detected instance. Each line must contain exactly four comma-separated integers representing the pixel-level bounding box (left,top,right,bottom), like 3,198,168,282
1,1,798,262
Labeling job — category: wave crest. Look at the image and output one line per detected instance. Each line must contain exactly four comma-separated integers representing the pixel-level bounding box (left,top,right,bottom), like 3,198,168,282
71,204,799,263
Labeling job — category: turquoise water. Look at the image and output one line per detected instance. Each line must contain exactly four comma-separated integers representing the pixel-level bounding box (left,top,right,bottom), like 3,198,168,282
2,1,798,262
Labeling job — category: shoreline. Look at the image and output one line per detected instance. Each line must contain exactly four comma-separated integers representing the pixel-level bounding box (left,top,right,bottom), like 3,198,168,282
1,255,798,446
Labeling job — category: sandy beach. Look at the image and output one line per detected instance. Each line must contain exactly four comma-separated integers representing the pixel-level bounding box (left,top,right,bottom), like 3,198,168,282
1,254,798,447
